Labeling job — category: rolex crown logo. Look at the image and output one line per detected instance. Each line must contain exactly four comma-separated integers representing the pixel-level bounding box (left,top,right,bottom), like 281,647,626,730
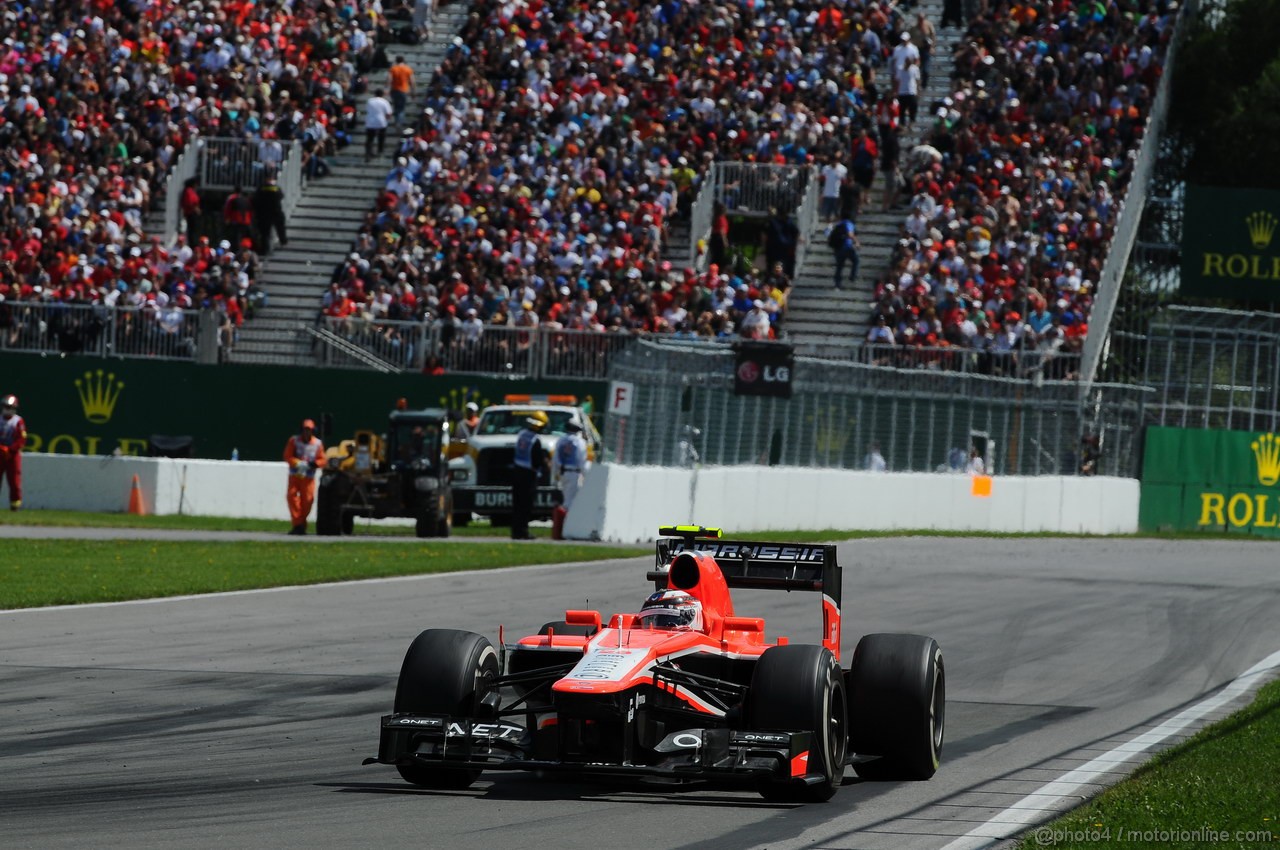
1245,211,1277,250
76,370,125,424
1251,433,1280,487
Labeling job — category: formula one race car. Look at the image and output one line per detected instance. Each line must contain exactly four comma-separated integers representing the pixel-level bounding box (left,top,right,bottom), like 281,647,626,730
364,527,945,801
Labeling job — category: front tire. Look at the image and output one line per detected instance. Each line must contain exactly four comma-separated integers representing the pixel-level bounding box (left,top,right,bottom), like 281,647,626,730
848,634,945,780
393,629,499,788
747,644,847,802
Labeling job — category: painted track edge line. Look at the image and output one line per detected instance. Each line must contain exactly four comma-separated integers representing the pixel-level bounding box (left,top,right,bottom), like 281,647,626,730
938,647,1280,850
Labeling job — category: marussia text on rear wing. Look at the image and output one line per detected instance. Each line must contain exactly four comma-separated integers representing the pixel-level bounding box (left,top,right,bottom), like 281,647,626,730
650,538,841,603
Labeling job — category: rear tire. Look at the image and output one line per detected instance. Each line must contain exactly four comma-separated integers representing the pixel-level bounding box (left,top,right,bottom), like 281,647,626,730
848,634,945,780
414,505,439,538
436,494,453,537
393,629,499,788
316,480,343,536
746,644,847,802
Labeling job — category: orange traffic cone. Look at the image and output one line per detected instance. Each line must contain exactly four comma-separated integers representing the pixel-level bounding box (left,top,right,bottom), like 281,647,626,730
128,474,146,516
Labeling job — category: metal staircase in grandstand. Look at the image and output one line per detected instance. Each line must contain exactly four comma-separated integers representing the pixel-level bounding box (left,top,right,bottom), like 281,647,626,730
785,0,963,359
229,8,472,367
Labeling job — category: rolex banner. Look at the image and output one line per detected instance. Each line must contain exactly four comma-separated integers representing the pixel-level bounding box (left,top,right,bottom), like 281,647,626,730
1139,425,1280,537
1181,185,1280,301
0,354,605,462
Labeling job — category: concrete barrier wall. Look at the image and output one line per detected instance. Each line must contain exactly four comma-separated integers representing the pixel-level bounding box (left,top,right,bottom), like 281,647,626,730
565,465,1139,542
23,454,1138,537
23,454,300,521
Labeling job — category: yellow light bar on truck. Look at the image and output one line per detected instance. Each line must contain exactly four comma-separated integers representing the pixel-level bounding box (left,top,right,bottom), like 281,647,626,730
658,525,723,539
503,394,579,405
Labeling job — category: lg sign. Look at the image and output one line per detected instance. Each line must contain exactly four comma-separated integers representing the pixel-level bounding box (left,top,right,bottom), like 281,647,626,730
733,344,794,398
737,360,789,385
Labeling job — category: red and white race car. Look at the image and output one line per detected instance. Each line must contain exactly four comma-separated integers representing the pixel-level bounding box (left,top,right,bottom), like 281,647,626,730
365,526,945,801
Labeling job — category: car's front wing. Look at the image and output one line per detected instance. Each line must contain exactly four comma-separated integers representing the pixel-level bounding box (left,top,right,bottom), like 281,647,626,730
363,713,825,786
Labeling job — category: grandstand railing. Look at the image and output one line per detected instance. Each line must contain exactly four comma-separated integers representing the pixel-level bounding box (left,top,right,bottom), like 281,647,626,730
1080,0,1196,392
689,163,818,269
310,321,403,373
313,318,633,379
689,177,716,269
718,163,812,216
537,328,635,380
0,302,209,362
199,137,299,192
792,171,822,274
280,141,304,220
162,141,201,246
854,345,1082,380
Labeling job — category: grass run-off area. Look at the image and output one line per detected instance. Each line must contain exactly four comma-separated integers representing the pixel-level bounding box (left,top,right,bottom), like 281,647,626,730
3,540,648,610
1016,678,1280,850
3,510,1275,610
1,509,1269,543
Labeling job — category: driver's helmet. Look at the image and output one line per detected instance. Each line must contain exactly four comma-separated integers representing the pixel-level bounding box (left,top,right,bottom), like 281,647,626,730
638,590,704,632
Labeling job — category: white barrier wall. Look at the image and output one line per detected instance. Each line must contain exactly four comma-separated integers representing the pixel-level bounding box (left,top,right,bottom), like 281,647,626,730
563,465,1139,542
23,454,1138,537
23,454,300,521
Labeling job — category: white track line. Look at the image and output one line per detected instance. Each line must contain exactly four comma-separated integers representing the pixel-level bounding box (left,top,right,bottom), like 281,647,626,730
940,647,1280,850
0,557,640,615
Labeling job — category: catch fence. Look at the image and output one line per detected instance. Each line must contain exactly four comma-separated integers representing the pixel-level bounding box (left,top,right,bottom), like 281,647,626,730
605,340,1147,477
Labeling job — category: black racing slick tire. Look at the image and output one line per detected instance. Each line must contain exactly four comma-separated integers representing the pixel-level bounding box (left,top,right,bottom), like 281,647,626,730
393,629,499,788
436,495,453,538
414,506,438,538
747,644,848,802
315,481,343,536
848,634,945,780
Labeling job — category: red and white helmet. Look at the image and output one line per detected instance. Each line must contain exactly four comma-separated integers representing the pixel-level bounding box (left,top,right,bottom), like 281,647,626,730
0,394,16,413
638,589,704,631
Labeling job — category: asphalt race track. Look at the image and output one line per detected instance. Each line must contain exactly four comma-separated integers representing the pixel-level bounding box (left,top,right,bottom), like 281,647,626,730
3,537,1279,850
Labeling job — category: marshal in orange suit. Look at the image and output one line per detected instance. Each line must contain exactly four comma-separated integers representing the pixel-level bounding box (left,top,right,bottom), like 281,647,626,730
283,418,327,534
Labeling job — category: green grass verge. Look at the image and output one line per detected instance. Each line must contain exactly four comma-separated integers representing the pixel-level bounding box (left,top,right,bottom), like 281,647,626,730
2,540,647,609
1016,678,1280,849
4,510,1277,543
0,509,554,538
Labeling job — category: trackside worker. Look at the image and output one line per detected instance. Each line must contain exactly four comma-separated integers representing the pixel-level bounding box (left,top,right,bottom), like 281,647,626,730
511,411,548,540
553,421,588,512
284,418,327,535
459,402,481,438
0,394,26,510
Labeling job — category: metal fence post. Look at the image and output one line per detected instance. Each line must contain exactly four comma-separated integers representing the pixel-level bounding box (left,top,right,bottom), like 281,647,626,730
196,308,221,364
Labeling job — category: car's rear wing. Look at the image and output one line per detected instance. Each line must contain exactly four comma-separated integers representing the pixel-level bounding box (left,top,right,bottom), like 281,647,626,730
648,527,843,657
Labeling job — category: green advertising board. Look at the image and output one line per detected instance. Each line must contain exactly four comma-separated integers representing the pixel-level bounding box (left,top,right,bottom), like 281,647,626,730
1181,185,1280,301
2,353,606,462
1139,425,1280,536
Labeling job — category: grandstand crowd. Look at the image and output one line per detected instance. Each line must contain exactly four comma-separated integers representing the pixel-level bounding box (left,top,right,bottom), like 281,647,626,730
865,0,1177,373
0,0,394,356
0,0,1176,370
